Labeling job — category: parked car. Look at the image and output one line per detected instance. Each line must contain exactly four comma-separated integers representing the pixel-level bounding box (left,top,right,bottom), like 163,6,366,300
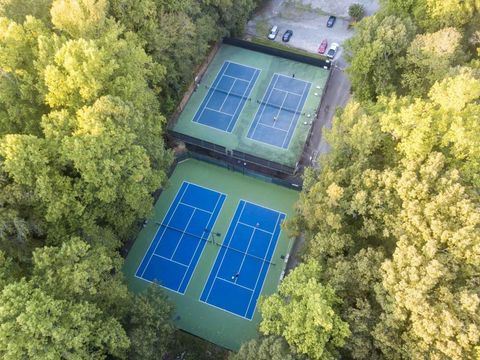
318,39,328,54
326,15,336,28
282,30,293,42
268,25,279,40
326,42,339,59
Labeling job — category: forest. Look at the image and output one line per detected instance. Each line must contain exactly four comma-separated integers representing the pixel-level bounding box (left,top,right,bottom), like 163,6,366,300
0,0,479,359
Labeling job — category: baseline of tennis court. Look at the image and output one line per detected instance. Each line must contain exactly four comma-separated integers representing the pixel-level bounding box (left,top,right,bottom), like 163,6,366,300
247,73,311,149
200,200,285,320
193,61,261,133
135,181,226,294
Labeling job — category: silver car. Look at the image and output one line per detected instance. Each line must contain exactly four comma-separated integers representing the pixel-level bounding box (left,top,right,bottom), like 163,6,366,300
326,43,339,59
268,25,279,40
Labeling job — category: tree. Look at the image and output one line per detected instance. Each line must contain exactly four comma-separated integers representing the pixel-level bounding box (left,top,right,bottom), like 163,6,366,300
374,153,480,359
259,261,350,360
0,16,52,135
31,237,131,317
348,4,365,22
0,12,172,243
0,279,130,359
380,0,480,30
50,0,107,38
345,14,416,101
127,285,175,360
380,69,480,188
0,0,52,24
401,27,464,96
324,249,386,360
230,336,301,360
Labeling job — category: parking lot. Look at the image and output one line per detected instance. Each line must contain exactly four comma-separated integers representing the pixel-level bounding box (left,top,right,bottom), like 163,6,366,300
246,0,379,58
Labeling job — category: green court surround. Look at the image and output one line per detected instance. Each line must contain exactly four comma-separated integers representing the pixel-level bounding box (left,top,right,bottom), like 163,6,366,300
171,44,329,168
123,159,299,350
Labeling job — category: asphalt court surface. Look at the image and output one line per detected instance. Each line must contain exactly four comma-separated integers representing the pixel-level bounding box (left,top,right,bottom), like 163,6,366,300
136,182,226,294
200,200,285,319
193,61,260,132
247,74,311,148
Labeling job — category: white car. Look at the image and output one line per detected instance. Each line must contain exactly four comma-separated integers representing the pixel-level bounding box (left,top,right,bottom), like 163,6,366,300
267,25,279,40
326,42,339,59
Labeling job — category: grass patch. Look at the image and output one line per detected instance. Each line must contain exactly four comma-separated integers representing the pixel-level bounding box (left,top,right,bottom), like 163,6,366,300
250,36,328,61
255,19,270,38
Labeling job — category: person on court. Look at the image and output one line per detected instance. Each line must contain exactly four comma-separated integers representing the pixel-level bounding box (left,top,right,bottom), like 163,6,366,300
231,272,240,280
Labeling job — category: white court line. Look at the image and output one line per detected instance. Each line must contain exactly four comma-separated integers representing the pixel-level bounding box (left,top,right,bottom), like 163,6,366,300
204,106,234,117
136,181,226,294
193,62,229,125
199,298,254,321
135,182,189,278
198,200,286,321
139,183,190,278
244,212,282,318
237,221,274,235
134,274,185,296
274,73,313,96
281,80,310,148
218,79,237,113
153,253,188,267
179,202,212,214
177,193,225,292
169,209,197,260
201,201,247,302
255,122,288,132
246,213,285,318
265,89,288,130
239,198,287,217
217,277,255,292
187,182,228,199
225,68,259,132
248,74,280,138
235,227,257,276
225,60,262,73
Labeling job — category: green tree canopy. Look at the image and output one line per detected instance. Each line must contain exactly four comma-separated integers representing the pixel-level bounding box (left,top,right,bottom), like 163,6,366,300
0,279,130,359
230,336,301,360
127,285,175,360
401,27,464,96
260,261,350,360
374,153,480,359
345,14,416,101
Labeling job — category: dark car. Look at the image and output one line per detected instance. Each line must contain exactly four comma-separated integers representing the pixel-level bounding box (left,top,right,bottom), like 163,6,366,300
327,15,336,28
318,39,328,54
282,30,293,42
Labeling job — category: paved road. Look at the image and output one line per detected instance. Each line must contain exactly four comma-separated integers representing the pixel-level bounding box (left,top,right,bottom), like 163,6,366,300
300,56,350,169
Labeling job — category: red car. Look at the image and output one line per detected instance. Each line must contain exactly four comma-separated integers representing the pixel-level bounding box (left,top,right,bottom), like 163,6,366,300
318,39,328,54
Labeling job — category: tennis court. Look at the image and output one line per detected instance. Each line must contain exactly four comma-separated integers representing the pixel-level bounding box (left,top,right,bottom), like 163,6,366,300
247,74,311,149
171,44,329,168
135,181,226,294
193,61,260,132
124,159,299,350
200,200,285,319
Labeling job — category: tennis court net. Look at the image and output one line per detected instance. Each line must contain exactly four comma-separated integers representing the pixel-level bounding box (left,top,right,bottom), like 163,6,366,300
204,85,251,102
155,221,275,266
155,222,211,243
256,99,305,116
214,241,276,266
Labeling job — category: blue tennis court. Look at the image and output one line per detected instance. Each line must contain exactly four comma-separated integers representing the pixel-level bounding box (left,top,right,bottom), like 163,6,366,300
136,182,226,294
247,74,311,149
200,200,285,320
193,61,260,132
